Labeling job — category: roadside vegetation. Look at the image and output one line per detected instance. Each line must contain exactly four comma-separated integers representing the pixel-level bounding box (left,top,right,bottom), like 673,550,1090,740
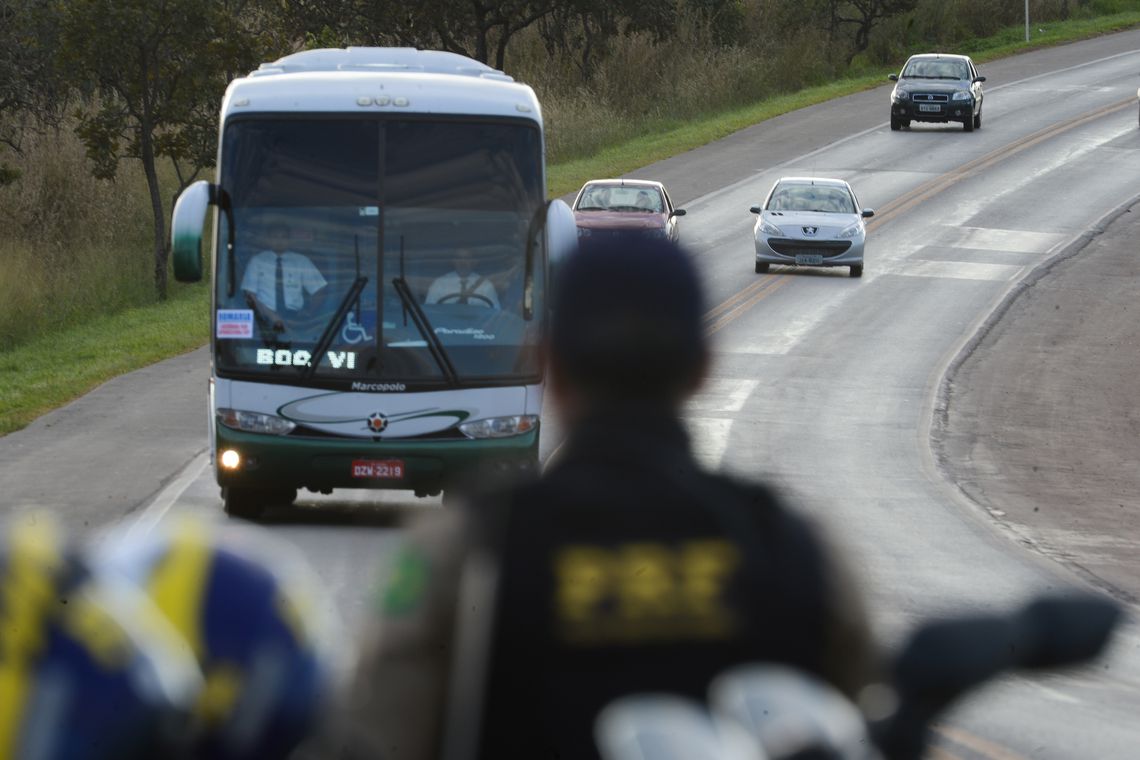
2,0,1139,434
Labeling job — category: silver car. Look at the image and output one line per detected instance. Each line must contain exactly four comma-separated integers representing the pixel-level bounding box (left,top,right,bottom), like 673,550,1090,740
749,177,873,278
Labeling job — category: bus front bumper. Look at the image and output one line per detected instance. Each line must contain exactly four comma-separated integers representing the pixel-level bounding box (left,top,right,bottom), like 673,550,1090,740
215,425,539,496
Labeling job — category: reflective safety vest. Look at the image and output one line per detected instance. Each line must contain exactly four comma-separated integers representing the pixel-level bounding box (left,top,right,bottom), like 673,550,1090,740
449,415,836,760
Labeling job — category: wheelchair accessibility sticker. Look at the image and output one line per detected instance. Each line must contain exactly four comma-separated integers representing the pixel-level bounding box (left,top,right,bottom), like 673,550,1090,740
341,310,374,344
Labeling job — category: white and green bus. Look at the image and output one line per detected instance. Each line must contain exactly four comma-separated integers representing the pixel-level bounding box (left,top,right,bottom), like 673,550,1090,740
171,47,576,518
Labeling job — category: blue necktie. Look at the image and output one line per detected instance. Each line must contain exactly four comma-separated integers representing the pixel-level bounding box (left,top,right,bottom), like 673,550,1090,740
275,254,285,312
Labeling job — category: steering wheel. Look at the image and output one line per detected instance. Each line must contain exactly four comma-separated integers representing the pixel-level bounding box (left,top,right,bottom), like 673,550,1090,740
434,292,496,308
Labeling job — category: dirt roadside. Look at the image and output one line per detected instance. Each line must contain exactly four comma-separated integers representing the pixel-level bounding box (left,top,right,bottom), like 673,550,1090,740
936,199,1140,602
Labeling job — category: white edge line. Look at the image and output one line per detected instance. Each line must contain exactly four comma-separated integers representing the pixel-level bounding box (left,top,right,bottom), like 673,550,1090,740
125,452,210,540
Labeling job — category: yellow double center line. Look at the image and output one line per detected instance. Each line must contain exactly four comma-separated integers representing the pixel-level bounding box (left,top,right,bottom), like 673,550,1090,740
703,274,793,335
701,95,1136,336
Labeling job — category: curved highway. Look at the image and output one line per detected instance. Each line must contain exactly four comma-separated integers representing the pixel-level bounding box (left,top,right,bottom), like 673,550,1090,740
3,29,1140,758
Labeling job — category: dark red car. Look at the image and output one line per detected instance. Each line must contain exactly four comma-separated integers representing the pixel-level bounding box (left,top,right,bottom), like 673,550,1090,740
571,179,686,243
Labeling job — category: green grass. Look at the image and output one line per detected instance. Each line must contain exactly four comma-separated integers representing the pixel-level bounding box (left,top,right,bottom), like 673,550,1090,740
547,77,885,197
0,284,209,435
962,12,1140,61
2,10,1139,437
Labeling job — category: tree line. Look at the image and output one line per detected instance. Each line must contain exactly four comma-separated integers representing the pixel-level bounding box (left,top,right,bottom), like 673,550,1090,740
0,0,1096,298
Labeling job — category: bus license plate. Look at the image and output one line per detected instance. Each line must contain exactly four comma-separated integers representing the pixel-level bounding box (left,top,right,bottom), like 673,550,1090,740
918,104,941,112
352,459,405,479
795,254,824,265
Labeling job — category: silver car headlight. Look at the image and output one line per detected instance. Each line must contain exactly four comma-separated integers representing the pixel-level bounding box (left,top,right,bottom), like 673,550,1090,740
837,222,863,240
217,408,296,435
892,88,909,101
952,90,972,101
458,415,538,439
759,219,784,236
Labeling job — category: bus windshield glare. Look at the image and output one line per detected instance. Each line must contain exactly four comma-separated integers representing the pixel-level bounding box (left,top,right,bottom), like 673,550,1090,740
214,117,545,388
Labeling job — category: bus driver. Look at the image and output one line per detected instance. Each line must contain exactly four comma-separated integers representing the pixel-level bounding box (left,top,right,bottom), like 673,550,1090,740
425,248,501,309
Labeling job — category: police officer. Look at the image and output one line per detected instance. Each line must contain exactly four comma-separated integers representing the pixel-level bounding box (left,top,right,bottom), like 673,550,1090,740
344,233,876,759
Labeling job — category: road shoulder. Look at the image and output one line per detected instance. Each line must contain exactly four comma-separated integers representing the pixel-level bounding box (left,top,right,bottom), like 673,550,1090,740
936,199,1140,602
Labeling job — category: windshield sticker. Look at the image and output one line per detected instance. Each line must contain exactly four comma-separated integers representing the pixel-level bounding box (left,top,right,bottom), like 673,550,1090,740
217,309,254,339
358,206,379,216
340,310,373,344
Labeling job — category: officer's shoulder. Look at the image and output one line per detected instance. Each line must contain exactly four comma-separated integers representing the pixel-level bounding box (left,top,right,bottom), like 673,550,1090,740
705,471,786,509
705,472,821,533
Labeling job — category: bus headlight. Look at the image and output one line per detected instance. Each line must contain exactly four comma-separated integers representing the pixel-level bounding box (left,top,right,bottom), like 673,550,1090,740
458,415,538,439
217,408,296,435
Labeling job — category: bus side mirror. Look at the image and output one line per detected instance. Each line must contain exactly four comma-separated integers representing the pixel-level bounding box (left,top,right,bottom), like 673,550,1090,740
546,198,578,272
171,180,215,283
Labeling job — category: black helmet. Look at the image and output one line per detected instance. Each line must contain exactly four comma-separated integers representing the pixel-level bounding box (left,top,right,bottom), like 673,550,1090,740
551,233,707,403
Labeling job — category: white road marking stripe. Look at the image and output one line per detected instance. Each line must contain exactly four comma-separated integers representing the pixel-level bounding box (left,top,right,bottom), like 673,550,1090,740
938,226,1065,254
124,452,209,540
1028,682,1082,705
686,378,760,414
894,260,1024,282
684,417,734,470
712,307,831,355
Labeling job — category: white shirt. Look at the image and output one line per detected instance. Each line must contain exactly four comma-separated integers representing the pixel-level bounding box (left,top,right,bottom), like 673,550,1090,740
241,250,327,312
424,271,500,309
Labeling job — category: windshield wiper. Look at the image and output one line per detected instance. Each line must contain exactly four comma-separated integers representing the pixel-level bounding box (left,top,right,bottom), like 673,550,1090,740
391,276,459,387
304,276,369,380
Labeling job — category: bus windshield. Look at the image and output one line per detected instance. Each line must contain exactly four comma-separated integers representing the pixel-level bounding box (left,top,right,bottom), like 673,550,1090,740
214,116,545,389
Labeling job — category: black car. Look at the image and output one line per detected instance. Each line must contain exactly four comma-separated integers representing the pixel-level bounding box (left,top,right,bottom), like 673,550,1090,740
889,53,985,132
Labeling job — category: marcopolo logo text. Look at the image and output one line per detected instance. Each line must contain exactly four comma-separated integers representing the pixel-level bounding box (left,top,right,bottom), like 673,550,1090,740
351,381,407,392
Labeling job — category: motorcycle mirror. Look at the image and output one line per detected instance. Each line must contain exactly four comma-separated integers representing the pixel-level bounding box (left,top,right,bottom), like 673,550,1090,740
709,664,873,760
1015,592,1122,668
595,694,767,760
876,592,1121,760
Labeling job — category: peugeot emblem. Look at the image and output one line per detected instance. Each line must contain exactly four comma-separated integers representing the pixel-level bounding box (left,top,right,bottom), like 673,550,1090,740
802,226,818,236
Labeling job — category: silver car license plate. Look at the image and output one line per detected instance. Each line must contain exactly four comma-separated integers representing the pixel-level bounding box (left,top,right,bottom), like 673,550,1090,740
918,104,941,112
795,254,824,265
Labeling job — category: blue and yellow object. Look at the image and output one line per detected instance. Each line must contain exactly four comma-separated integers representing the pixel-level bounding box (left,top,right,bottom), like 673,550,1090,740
0,515,201,760
99,519,334,760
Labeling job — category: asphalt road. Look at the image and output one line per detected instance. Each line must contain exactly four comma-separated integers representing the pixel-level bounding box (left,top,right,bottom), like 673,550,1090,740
3,29,1140,758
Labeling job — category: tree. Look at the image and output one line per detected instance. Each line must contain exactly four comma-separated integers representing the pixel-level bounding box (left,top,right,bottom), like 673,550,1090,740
0,0,68,185
53,0,275,298
279,0,555,70
835,0,918,58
